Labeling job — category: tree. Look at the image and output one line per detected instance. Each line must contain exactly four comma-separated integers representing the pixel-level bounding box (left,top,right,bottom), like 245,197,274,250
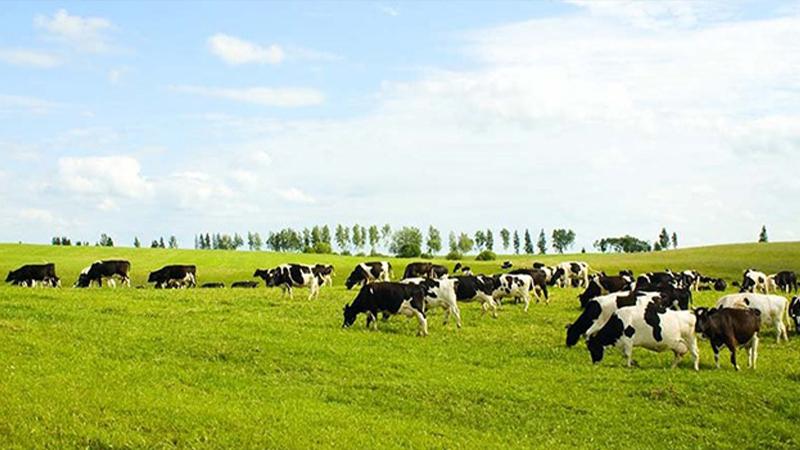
390,227,423,258
593,235,651,253
448,231,458,253
52,237,61,245
474,230,486,251
523,229,534,254
426,226,442,255
381,224,392,247
537,229,547,255
457,233,474,254
759,225,768,243
551,229,575,254
368,225,380,253
500,228,510,251
671,232,678,249
657,228,670,251
302,228,311,249
159,237,166,248
352,225,365,252
150,240,160,248
252,232,262,251
485,229,494,251
335,225,348,252
513,230,520,254
168,236,178,249
98,234,114,247
321,225,332,245
134,237,141,248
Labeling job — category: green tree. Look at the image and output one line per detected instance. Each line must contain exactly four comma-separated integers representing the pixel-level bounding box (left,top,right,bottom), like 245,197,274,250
381,224,392,247
474,230,486,251
500,228,510,251
513,230,520,254
671,232,678,249
133,237,141,248
390,227,423,257
252,232,262,251
759,225,768,243
368,225,380,253
457,233,474,254
523,229,534,254
485,229,494,251
168,236,178,249
537,229,547,254
657,228,670,250
551,229,575,254
448,231,458,253
426,226,442,254
321,225,332,245
335,225,348,252
352,225,364,251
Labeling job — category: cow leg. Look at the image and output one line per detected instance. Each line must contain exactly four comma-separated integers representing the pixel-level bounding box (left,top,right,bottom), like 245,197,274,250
415,311,428,336
366,311,377,330
725,338,739,370
108,278,117,288
748,334,759,369
452,303,462,328
689,335,700,371
522,292,530,312
711,342,721,369
778,318,788,343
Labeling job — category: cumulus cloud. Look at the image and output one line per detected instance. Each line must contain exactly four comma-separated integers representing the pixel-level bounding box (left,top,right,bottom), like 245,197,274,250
34,9,114,53
207,33,284,65
57,156,153,199
0,48,61,68
172,85,324,107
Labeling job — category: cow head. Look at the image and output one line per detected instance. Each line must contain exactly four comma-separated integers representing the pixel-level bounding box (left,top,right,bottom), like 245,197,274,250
789,297,800,332
549,268,564,286
263,268,281,287
566,300,602,347
345,268,365,290
693,307,715,334
253,269,269,280
342,303,358,328
74,273,91,288
4,271,13,282
147,271,158,283
585,314,625,363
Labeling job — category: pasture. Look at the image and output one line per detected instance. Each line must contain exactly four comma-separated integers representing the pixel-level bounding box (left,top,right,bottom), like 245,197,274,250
1,242,800,449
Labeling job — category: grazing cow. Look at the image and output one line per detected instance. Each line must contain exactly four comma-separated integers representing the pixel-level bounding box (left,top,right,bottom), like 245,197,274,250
402,277,461,328
694,307,760,370
5,263,59,287
585,299,699,370
741,269,769,294
344,261,392,289
508,268,550,304
201,282,225,288
402,262,448,280
677,270,701,291
552,261,590,288
313,264,335,287
634,281,692,311
452,275,499,318
148,265,197,289
577,274,634,308
342,282,428,336
74,260,131,288
566,291,658,347
501,261,513,269
769,271,797,293
716,293,789,342
698,276,727,292
789,297,800,333
531,263,557,285
491,273,534,312
232,280,259,288
254,264,320,299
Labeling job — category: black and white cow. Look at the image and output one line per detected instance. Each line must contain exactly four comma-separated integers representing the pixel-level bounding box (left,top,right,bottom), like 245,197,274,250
231,280,259,288
344,261,392,289
566,291,658,347
532,262,557,285
313,264,335,287
452,275,499,318
552,261,590,288
508,268,550,304
635,271,676,289
768,271,797,294
635,282,692,311
5,263,59,287
402,262,448,280
501,261,513,269
342,282,428,336
491,273,535,312
789,297,800,333
677,270,701,291
254,264,320,299
577,274,634,308
402,277,461,328
741,269,769,294
148,265,196,289
453,262,473,276
74,260,131,288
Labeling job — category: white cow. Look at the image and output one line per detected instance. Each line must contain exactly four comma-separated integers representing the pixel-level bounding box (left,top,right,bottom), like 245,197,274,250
716,293,789,342
741,269,769,294
401,277,461,328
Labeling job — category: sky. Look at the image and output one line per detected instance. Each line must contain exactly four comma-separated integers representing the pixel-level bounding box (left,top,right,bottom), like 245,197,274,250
1,0,799,251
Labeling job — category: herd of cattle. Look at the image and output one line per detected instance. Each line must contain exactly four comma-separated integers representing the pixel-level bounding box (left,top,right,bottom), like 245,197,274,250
5,258,800,370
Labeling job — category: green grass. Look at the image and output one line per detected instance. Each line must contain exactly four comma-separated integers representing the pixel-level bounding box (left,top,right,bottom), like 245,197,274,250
1,242,800,449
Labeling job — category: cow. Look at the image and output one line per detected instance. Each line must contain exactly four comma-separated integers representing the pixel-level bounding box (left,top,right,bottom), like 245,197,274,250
490,273,535,312
694,307,760,370
741,269,769,294
451,275,499,318
201,282,225,288
698,276,727,292
453,262,473,276
508,268,550,304
231,280,259,288
254,264,320,299
313,264,335,287
634,281,692,311
342,282,428,336
552,261,590,288
344,261,392,289
716,293,789,342
577,274,634,308
635,271,676,289
5,263,58,287
501,261,513,269
401,277,461,328
585,298,699,370
532,263,557,285
677,270,701,291
789,297,800,333
148,265,196,289
768,271,797,293
74,260,131,288
566,291,659,347
402,262,448,280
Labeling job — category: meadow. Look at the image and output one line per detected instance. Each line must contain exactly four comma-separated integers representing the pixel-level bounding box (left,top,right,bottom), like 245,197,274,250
1,242,800,449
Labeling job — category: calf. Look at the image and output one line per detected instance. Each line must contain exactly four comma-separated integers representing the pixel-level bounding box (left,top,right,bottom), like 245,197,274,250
789,297,800,333
769,271,797,293
74,260,131,288
452,275,499,318
402,277,461,328
694,307,760,370
586,299,699,370
552,261,590,288
5,263,58,287
344,261,392,289
342,282,428,336
577,274,633,308
148,265,196,289
313,264,335,287
715,293,789,342
231,280,259,288
402,262,448,280
741,269,769,294
491,273,534,312
254,264,320,299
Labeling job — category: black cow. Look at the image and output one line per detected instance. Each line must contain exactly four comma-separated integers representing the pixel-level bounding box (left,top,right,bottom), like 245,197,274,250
232,280,259,288
201,282,225,288
254,264,320,299
508,268,550,303
74,260,131,288
452,275,499,317
148,265,196,289
6,263,59,287
402,262,448,280
772,271,797,293
344,261,392,289
714,278,728,291
501,261,513,269
577,274,633,308
342,282,428,336
695,307,761,370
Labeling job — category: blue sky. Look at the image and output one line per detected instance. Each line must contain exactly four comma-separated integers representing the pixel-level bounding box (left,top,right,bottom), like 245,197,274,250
1,1,799,251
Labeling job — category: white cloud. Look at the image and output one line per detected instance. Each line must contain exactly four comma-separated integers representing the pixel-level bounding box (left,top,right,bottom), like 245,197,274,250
19,208,55,224
108,67,127,84
207,33,284,65
0,94,59,115
34,9,114,53
0,48,61,68
378,5,400,17
57,156,153,199
276,187,316,204
172,85,324,107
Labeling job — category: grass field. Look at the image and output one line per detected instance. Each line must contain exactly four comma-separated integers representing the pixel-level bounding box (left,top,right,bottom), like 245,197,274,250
1,242,800,449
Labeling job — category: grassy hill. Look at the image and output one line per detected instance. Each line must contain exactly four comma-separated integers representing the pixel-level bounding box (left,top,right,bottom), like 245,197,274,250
1,242,800,448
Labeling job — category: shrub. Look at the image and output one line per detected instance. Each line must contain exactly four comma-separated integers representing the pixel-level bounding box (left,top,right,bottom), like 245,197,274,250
305,242,332,254
419,252,434,259
475,250,497,261
445,250,463,260
390,227,423,258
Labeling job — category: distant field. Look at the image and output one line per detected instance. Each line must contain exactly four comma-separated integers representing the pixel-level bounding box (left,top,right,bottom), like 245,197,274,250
1,242,800,448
